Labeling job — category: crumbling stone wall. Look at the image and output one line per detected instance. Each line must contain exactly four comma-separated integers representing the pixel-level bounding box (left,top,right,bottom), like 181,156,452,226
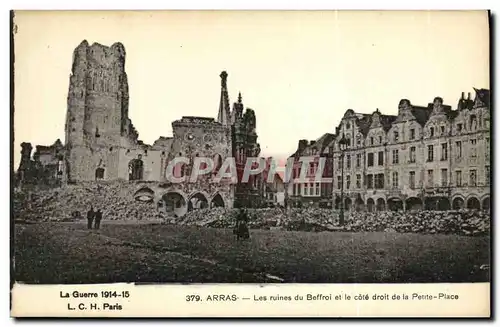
16,140,65,188
162,116,234,213
117,147,165,182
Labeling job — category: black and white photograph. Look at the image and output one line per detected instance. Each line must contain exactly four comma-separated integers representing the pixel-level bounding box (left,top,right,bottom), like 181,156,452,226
10,9,491,317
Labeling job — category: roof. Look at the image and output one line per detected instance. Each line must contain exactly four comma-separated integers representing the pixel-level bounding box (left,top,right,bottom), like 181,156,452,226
446,110,460,120
288,133,334,158
356,114,372,136
458,98,474,110
313,133,335,152
289,88,488,158
474,88,490,108
441,104,459,119
410,106,432,126
380,114,397,132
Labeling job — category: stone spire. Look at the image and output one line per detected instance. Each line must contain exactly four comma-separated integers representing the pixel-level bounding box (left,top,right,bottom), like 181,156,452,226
217,71,231,126
231,91,244,124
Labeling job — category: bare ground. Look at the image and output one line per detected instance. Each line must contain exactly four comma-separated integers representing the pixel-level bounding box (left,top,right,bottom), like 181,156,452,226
13,222,490,284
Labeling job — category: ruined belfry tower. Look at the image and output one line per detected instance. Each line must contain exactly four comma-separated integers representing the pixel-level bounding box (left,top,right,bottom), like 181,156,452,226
65,40,134,181
66,41,128,180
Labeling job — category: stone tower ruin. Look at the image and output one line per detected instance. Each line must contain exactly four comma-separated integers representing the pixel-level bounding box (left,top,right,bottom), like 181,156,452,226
64,40,134,181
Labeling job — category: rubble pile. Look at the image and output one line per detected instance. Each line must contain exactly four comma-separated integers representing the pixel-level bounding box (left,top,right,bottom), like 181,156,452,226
13,183,490,236
173,207,232,227
178,207,490,237
343,210,490,236
13,182,160,222
174,207,288,229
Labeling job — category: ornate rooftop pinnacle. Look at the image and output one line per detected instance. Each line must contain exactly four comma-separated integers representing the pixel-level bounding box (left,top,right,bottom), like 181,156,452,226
220,71,228,87
217,71,230,126
238,92,242,104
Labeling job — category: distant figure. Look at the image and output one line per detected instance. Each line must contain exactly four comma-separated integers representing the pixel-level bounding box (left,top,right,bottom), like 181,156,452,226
233,210,241,236
86,207,95,230
234,208,250,240
94,209,103,230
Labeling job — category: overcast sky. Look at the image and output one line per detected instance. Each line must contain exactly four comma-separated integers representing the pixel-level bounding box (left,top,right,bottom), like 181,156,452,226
13,10,489,168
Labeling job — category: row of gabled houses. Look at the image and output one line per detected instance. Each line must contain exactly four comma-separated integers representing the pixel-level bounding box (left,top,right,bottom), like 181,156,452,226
286,88,491,212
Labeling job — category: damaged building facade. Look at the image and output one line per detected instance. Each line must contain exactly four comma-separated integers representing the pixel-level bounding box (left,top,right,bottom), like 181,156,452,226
17,40,264,216
287,89,491,211
15,140,65,188
287,135,335,208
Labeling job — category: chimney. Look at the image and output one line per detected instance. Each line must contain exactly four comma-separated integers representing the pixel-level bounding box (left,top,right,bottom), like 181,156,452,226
468,92,471,100
461,92,465,100
298,139,308,152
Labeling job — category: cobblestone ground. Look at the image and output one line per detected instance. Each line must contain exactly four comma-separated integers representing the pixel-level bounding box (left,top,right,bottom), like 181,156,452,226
14,222,490,284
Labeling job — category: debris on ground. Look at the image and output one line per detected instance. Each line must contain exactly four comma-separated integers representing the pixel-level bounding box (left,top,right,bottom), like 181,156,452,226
13,183,490,237
13,182,160,222
178,207,490,237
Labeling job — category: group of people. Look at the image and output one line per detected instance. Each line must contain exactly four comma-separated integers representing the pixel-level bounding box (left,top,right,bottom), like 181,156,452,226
233,208,250,240
86,206,103,230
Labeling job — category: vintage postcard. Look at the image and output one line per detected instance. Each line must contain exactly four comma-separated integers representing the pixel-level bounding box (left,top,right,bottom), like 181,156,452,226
11,10,491,318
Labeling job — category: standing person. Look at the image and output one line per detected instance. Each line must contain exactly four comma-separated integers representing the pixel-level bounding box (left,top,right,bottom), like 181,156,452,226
234,209,240,238
234,208,244,240
86,206,95,230
237,209,250,240
94,209,103,230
